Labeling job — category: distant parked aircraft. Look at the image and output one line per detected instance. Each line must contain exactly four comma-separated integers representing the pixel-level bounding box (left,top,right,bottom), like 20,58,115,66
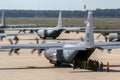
80,28,120,42
0,11,85,39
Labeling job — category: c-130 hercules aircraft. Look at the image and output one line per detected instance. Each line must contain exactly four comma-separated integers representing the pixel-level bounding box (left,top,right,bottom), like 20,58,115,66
0,11,85,39
0,11,120,66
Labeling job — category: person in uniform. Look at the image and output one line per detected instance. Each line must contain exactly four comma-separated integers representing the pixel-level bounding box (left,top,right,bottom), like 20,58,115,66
100,62,104,71
107,62,110,72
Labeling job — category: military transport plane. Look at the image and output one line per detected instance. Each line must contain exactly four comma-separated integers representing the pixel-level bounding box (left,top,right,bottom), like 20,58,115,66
0,11,85,39
80,28,120,42
0,10,38,28
0,11,120,66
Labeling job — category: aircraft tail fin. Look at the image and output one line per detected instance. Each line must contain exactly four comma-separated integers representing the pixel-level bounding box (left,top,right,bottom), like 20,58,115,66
84,11,94,48
1,10,6,28
57,11,62,29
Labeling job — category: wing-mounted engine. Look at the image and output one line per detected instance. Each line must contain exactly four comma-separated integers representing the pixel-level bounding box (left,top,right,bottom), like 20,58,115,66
96,33,109,42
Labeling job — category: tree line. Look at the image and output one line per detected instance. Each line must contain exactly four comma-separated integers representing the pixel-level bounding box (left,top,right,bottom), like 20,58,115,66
0,9,120,18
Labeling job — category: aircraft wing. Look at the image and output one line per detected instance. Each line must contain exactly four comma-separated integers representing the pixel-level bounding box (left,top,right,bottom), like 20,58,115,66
5,24,40,27
0,42,86,50
80,29,120,33
0,33,34,37
0,43,62,49
95,42,120,50
94,29,120,33
0,27,54,31
62,27,85,32
0,28,42,31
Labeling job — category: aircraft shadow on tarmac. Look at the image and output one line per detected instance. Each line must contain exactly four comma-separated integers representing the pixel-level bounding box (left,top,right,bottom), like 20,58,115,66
70,69,120,73
0,65,120,73
0,50,10,52
70,65,120,73
0,64,71,71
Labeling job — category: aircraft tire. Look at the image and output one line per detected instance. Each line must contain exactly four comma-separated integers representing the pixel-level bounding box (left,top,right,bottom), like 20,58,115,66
42,37,46,39
53,37,56,39
54,62,61,66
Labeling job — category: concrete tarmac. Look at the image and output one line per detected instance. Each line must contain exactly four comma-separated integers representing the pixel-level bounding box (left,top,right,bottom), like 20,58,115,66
0,31,120,80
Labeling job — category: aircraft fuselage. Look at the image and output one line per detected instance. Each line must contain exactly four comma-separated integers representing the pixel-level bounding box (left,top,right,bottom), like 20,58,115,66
43,43,95,65
37,29,63,39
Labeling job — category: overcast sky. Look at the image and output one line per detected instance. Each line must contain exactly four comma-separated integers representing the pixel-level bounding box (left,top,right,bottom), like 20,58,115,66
0,0,120,10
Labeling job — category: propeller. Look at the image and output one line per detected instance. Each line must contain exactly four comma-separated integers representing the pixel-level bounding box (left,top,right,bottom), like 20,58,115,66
80,36,84,41
31,38,45,56
76,31,79,34
8,38,13,44
0,36,4,41
35,38,39,44
23,30,26,33
96,34,102,39
13,36,19,42
96,33,108,42
18,30,26,33
18,30,22,33
8,38,20,56
29,30,34,33
107,49,112,53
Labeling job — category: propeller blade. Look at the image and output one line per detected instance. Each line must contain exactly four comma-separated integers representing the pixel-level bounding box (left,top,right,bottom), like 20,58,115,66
13,36,19,41
23,30,26,33
15,52,20,55
14,49,20,55
80,36,84,41
18,30,22,33
14,38,19,44
31,49,36,54
96,34,102,39
104,36,108,42
38,49,43,56
35,38,39,44
8,38,13,44
8,49,13,56
29,30,34,33
14,40,18,44
107,49,112,53
0,36,4,41
41,40,45,43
